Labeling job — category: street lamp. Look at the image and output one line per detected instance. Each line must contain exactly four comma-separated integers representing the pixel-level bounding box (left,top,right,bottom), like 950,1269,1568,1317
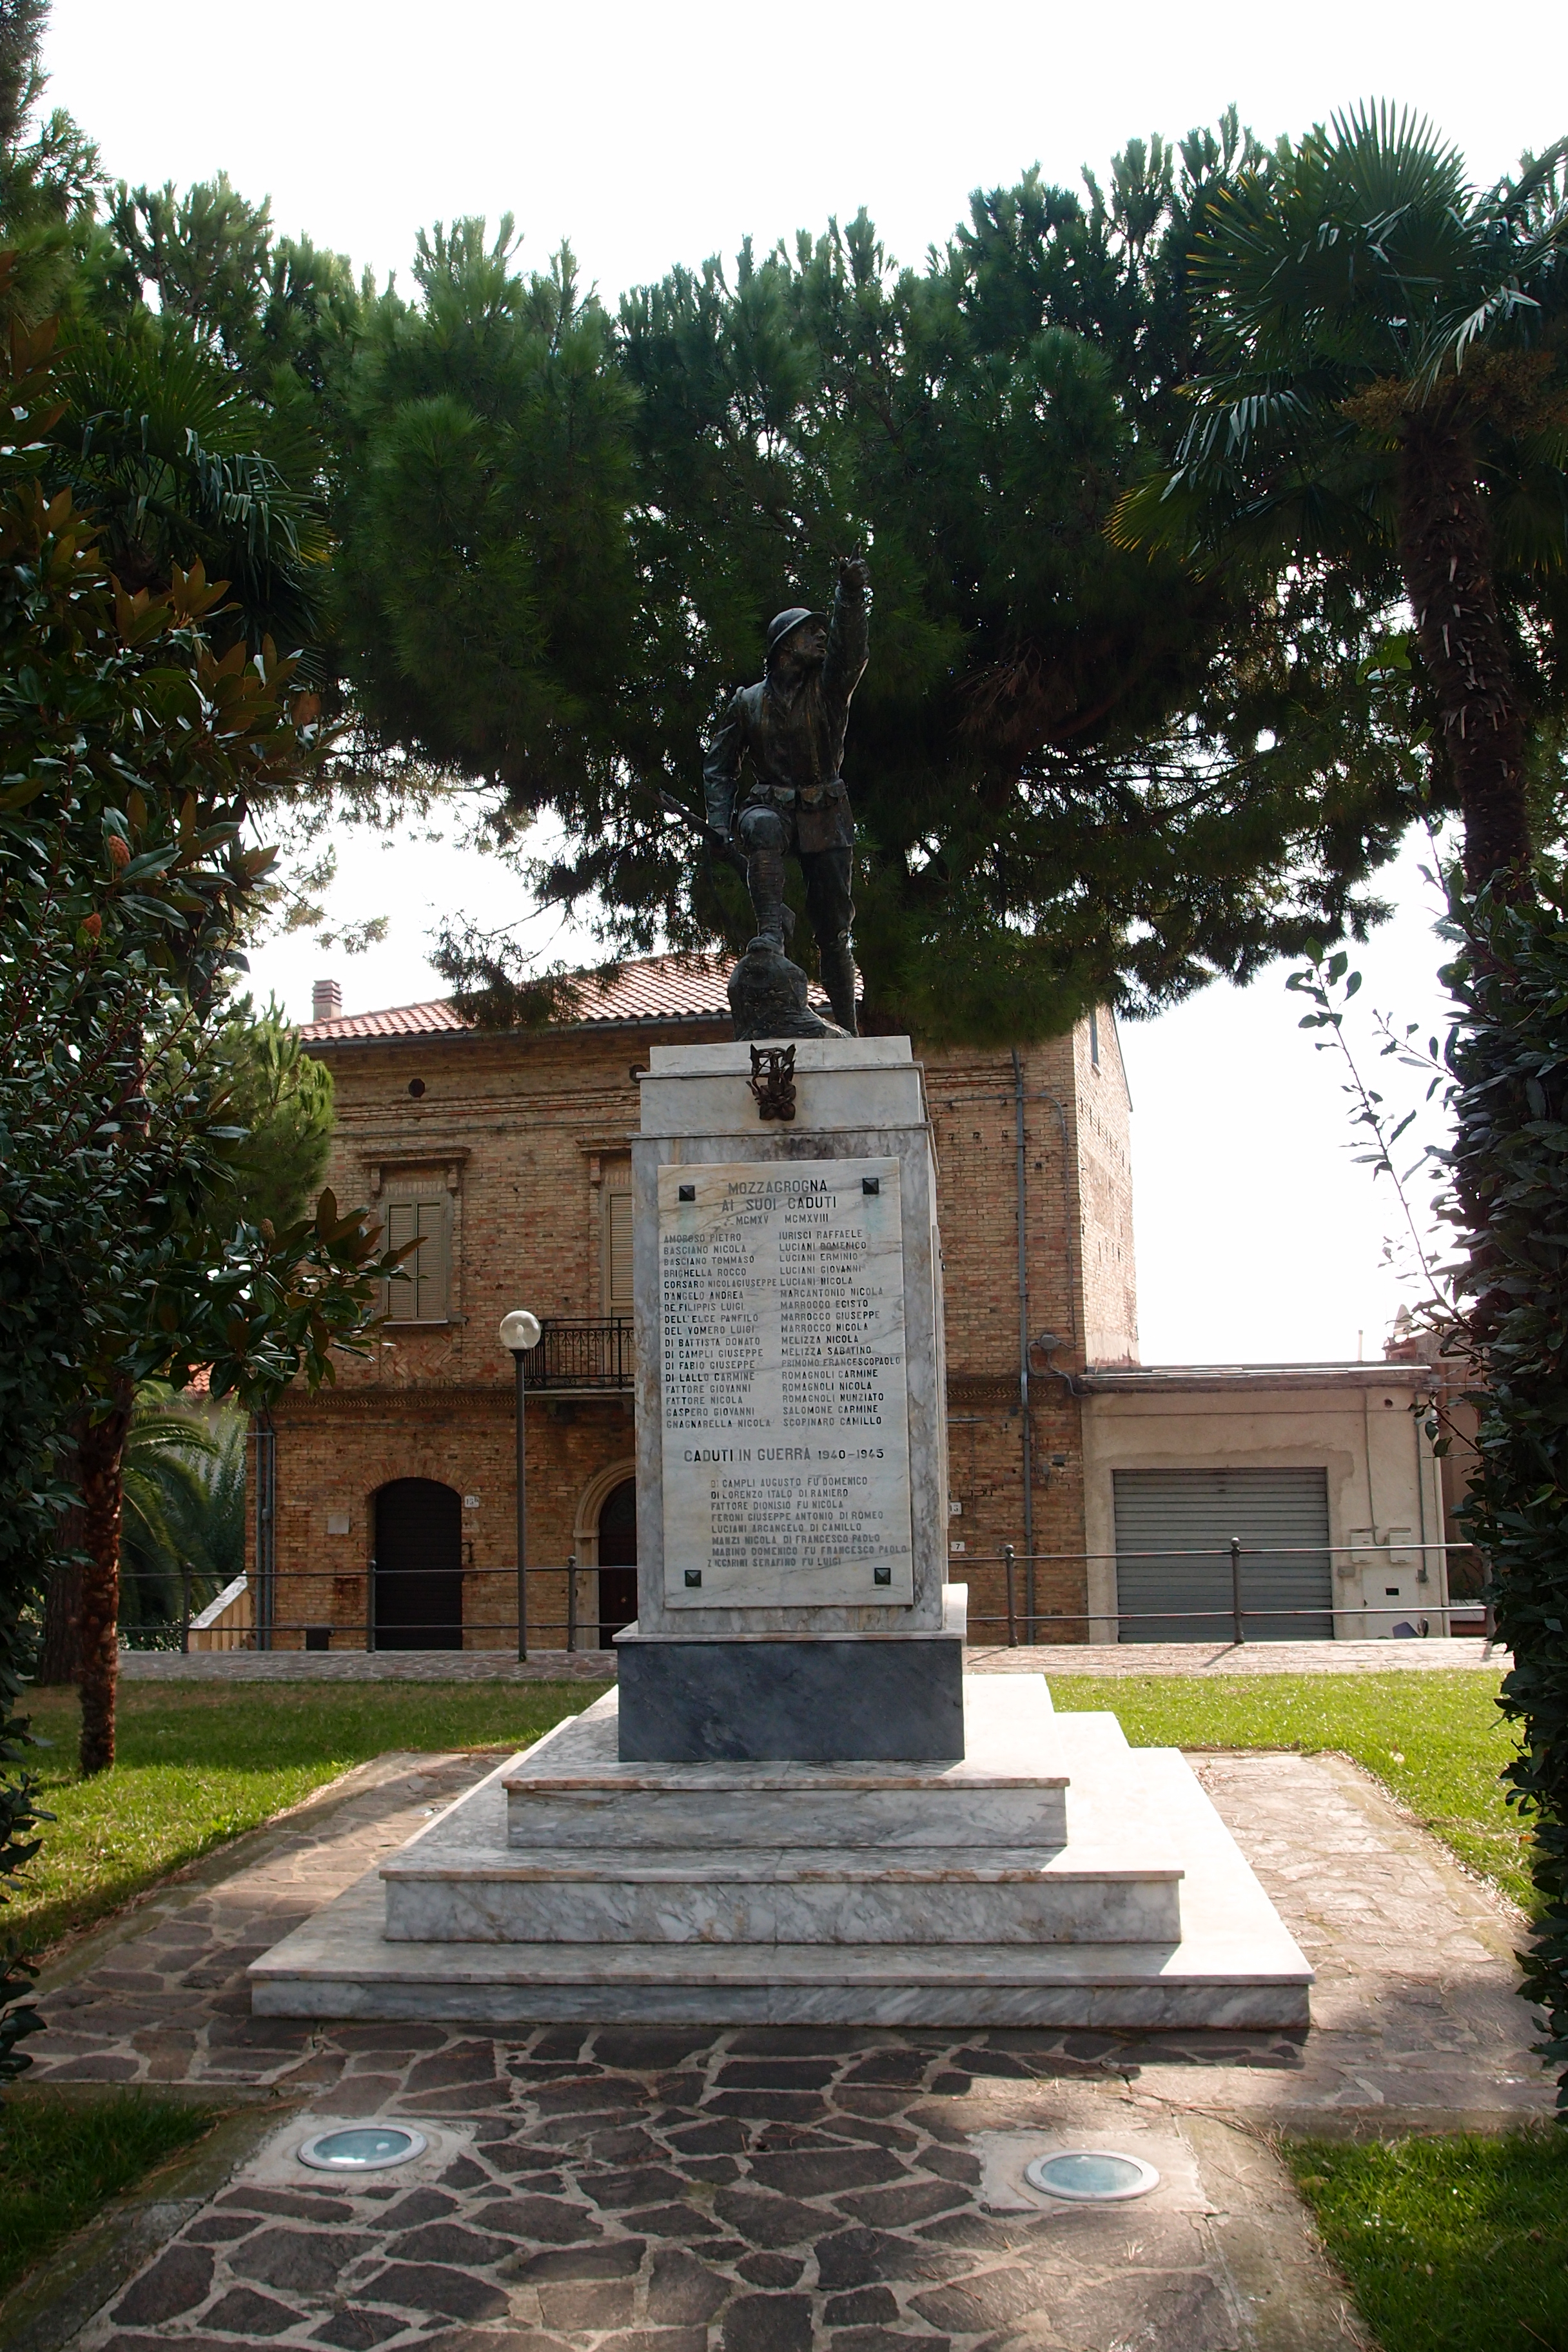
500,1310,542,1660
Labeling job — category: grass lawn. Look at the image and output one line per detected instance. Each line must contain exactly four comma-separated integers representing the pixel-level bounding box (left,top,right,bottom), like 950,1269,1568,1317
0,1665,1542,2344
1056,1674,1545,2349
13,1680,589,1957
0,2091,222,2299
1052,1671,1530,1908
10,1668,1524,1961
1286,2128,1568,2352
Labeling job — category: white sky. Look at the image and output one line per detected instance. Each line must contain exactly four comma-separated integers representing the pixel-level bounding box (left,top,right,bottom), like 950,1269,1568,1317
43,0,1553,1364
44,1,1562,297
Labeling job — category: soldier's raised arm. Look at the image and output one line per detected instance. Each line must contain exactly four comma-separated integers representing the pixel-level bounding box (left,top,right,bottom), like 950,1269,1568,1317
702,692,748,839
824,554,870,713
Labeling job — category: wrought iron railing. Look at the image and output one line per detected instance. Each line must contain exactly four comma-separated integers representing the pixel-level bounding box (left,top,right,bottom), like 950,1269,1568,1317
522,1318,634,1393
105,1539,1491,1660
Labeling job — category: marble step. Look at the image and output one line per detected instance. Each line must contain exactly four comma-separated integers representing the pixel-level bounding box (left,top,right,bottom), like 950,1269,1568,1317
248,1685,1315,2030
253,1738,1310,2028
502,1676,1072,1849
380,1840,1182,1947
255,1916,1310,2030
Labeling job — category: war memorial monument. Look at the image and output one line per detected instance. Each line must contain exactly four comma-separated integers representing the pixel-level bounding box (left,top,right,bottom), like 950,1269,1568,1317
252,565,1311,2029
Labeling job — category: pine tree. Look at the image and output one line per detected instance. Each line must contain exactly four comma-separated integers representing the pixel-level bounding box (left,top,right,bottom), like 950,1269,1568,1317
333,137,1424,1044
216,999,335,1233
0,0,98,328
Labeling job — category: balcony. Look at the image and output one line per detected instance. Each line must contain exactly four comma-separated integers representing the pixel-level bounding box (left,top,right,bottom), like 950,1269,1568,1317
522,1318,635,1395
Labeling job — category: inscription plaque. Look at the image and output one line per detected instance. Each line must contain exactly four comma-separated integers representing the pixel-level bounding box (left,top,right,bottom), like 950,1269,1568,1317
658,1157,914,1607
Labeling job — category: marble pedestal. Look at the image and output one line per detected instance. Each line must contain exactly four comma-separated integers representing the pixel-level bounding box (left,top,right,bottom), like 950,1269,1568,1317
614,1586,967,1762
628,1035,959,1763
250,1675,1313,2028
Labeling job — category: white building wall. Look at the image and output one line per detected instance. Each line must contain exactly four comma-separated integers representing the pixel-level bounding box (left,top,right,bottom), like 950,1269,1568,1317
1081,1368,1450,1642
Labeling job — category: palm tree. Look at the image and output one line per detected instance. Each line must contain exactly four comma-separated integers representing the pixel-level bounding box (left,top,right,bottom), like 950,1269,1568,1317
1115,106,1568,891
47,317,327,667
118,1397,237,1646
43,1393,247,1674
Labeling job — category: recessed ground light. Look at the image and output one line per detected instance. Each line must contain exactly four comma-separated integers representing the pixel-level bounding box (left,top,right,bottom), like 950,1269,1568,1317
1024,2149,1159,2203
298,2126,427,2173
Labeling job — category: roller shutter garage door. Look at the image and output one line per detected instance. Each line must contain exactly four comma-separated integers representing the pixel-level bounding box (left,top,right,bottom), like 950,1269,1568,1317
1113,1467,1333,1643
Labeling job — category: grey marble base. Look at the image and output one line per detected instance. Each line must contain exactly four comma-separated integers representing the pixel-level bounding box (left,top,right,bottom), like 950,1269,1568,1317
502,1676,1067,1850
384,1848,1181,1947
248,1680,1315,2028
255,1917,1309,2032
614,1634,965,1761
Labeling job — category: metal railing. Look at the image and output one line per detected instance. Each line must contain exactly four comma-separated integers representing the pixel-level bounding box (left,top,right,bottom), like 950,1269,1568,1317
522,1319,634,1393
110,1558,631,1658
104,1536,1493,1659
99,1560,248,1656
979,1538,1486,1648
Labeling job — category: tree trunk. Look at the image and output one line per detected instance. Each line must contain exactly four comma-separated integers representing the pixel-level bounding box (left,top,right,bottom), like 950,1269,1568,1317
1396,413,1532,892
76,1382,132,1776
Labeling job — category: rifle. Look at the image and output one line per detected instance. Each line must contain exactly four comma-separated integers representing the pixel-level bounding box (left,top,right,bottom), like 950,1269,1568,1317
656,785,748,887
654,785,795,943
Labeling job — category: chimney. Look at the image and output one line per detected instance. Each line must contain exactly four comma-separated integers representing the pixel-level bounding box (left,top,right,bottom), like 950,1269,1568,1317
312,977,342,1024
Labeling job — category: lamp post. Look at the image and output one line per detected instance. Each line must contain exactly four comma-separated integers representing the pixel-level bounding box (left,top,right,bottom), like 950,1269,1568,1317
500,1310,542,1661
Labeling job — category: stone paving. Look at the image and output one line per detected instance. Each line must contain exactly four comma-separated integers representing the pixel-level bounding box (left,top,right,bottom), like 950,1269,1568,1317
65,2046,1364,2352
119,1652,619,1685
118,1637,1509,1685
11,1718,1549,2351
971,1640,1509,1678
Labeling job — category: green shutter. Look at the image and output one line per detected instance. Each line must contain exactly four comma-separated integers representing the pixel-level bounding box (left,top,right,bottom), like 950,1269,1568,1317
383,1198,449,1322
414,1199,449,1320
385,1200,416,1318
606,1188,634,1316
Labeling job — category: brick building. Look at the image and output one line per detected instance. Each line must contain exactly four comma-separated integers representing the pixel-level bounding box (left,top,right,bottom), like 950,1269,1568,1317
252,956,1135,1652
250,953,1462,1651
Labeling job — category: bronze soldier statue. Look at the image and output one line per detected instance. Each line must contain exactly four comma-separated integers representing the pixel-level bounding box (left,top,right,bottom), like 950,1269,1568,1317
703,555,869,1037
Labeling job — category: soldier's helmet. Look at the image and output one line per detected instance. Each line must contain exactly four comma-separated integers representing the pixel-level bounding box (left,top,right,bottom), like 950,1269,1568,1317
765,607,826,662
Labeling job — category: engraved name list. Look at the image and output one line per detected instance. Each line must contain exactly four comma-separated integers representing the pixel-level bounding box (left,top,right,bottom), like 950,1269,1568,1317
657,1157,914,1607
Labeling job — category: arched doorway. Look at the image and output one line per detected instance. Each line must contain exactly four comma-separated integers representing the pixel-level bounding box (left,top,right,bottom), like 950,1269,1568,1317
596,1479,637,1648
373,1479,462,1649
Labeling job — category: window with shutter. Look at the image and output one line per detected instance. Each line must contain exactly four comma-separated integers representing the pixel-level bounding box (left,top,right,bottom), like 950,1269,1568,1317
383,1197,451,1322
603,1164,633,1317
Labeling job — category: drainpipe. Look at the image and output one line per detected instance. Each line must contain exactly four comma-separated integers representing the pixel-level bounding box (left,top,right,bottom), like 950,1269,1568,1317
1012,1049,1035,1639
1414,1384,1446,1634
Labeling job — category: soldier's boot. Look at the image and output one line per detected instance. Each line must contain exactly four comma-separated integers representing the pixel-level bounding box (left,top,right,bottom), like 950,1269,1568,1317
745,842,790,948
819,939,859,1037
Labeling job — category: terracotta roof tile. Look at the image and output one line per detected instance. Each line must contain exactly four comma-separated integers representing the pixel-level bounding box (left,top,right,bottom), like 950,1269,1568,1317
297,951,827,1043
299,997,470,1041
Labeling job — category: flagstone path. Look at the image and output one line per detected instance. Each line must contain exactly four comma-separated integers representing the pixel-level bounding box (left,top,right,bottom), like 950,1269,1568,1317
7,1732,1547,2351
